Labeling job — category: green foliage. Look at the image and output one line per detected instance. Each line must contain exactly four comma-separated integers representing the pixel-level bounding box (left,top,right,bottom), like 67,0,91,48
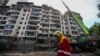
81,37,87,42
89,22,100,35
71,37,77,43
97,4,100,17
98,4,100,10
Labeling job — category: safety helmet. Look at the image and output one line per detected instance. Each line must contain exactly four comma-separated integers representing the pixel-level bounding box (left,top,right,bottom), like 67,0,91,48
53,31,63,37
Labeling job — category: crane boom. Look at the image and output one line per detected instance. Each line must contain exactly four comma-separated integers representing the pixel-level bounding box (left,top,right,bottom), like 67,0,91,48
61,0,89,36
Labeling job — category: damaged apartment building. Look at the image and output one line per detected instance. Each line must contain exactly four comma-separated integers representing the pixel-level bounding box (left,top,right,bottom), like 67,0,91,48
0,1,83,50
0,2,62,50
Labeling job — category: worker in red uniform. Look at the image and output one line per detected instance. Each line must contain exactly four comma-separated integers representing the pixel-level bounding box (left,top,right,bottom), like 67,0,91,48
53,31,72,56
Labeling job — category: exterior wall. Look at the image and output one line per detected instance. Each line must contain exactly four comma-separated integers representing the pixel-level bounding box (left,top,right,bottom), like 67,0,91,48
37,5,62,47
0,1,84,49
7,0,28,6
0,15,8,35
0,0,9,6
18,0,28,2
0,6,10,15
0,2,61,48
62,12,83,37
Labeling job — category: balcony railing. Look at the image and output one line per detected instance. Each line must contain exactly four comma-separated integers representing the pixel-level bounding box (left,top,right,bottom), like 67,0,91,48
39,30,49,34
25,34,36,37
50,18,60,20
0,24,5,26
37,37,47,39
7,10,20,13
26,29,37,31
0,18,7,21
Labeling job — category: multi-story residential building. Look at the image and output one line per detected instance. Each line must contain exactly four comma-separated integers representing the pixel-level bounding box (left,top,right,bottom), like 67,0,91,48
62,11,83,37
0,1,84,50
37,5,62,48
7,0,28,6
3,2,38,44
0,0,27,15
0,2,62,49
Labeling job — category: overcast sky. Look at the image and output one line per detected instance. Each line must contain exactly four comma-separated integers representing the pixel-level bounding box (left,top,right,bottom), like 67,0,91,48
28,0,100,28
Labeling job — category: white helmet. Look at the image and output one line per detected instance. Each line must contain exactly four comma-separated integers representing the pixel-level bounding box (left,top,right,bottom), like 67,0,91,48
53,31,63,37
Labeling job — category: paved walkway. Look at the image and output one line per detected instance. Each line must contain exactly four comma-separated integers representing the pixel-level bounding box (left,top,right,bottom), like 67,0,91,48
0,52,97,56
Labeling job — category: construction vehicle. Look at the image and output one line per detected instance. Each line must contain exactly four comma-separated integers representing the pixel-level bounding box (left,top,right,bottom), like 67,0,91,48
62,0,97,52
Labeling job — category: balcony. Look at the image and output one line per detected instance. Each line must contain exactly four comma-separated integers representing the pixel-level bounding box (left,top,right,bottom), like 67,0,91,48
25,31,37,37
26,30,37,32
10,16,18,20
4,25,15,29
0,17,8,21
51,9,60,14
40,27,49,30
3,30,12,36
0,26,4,30
50,22,60,25
29,19,40,22
7,10,20,13
34,13,41,16
42,7,50,11
51,13,60,17
50,27,60,30
30,16,40,19
29,17,40,22
42,11,50,15
71,31,78,36
28,22,39,27
30,14,41,18
40,21,49,25
0,24,5,26
32,8,41,11
0,21,6,24
42,15,49,19
50,17,60,21
26,26,38,31
50,24,61,27
70,24,77,28
33,6,42,9
39,31,49,34
28,25,38,28
71,26,77,30
37,37,47,39
6,20,16,25
51,20,60,23
10,14,19,17
50,26,57,29
71,28,77,31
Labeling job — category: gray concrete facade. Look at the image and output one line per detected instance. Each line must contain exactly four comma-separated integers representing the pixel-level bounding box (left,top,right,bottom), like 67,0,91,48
0,1,84,49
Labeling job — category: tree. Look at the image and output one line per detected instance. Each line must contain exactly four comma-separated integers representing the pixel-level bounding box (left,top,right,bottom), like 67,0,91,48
97,2,100,17
89,22,100,48
89,22,100,36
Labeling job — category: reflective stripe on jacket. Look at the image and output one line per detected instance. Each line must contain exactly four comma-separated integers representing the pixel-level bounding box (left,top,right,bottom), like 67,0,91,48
57,37,72,56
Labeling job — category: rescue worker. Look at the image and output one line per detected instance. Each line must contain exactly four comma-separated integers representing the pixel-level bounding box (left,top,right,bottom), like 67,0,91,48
53,31,72,56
